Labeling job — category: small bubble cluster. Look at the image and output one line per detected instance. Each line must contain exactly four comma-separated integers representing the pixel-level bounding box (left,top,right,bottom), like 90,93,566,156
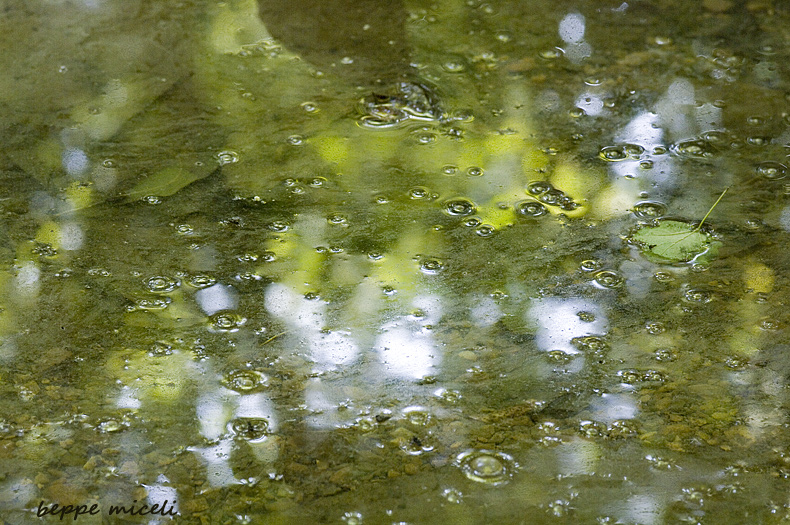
617,369,667,384
230,417,269,440
526,181,579,211
599,143,644,161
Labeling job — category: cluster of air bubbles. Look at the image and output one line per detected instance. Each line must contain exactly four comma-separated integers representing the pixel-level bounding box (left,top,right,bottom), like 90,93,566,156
441,487,463,504
236,38,283,58
617,369,667,384
223,369,268,392
145,276,179,294
184,274,216,288
229,417,269,441
32,243,57,258
217,151,239,166
130,297,171,311
655,348,678,362
444,198,476,216
209,311,246,332
670,139,715,158
267,221,289,232
516,200,548,218
572,335,609,353
683,289,713,303
599,143,645,161
409,187,431,200
357,82,443,128
403,407,431,426
149,341,174,357
400,434,435,455
593,270,623,289
436,388,462,404
456,450,516,485
633,201,667,219
341,512,363,525
526,181,578,211
654,271,674,283
97,418,128,434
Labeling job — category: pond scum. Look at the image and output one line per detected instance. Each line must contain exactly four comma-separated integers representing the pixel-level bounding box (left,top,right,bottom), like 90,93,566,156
2,0,790,523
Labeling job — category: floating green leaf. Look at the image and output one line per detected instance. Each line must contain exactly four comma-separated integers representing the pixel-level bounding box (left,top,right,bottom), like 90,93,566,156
124,167,206,202
631,188,728,264
632,220,717,263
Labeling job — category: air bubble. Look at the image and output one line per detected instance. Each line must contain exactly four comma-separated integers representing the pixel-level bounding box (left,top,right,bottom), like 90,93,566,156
633,201,667,219
300,101,319,113
185,274,217,288
267,221,289,232
133,297,171,310
223,369,267,392
517,200,548,217
527,181,553,195
409,187,429,199
404,407,431,426
286,135,304,146
210,311,246,332
467,166,484,177
145,276,179,294
456,450,515,485
97,419,126,433
683,289,713,303
593,270,623,288
217,151,239,165
442,165,459,175
475,225,495,237
327,213,347,225
755,161,787,180
580,259,602,272
230,417,269,440
420,258,444,274
444,199,476,216
671,139,713,158
572,336,609,353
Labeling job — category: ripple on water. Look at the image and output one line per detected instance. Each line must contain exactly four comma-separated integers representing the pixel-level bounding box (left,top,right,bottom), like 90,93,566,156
223,369,268,392
456,450,516,485
444,198,476,216
229,417,269,441
209,311,246,332
516,200,548,218
145,275,179,293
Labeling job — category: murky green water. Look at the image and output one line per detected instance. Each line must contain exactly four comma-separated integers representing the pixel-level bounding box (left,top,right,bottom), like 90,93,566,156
2,0,790,523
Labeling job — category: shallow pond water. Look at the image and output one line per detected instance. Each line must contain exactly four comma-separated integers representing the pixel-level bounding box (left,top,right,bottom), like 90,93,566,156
2,0,790,523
